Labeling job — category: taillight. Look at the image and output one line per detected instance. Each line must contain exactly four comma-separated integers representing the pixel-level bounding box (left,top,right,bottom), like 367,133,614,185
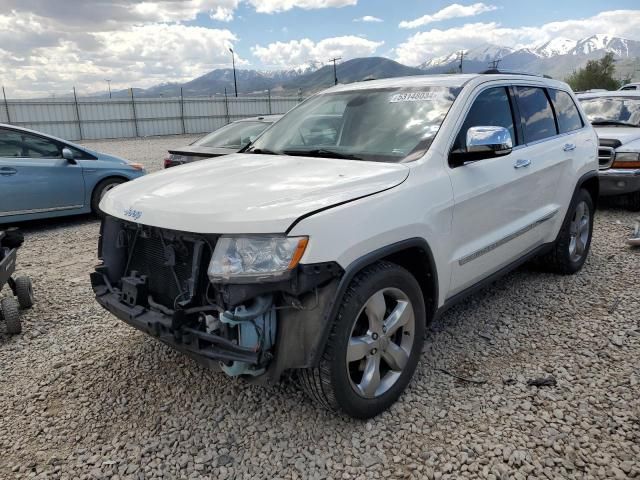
163,158,171,168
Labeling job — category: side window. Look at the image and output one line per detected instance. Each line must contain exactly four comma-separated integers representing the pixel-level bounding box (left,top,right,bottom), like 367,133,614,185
21,132,62,158
452,87,517,152
549,89,583,133
515,87,558,143
0,129,61,159
0,129,24,157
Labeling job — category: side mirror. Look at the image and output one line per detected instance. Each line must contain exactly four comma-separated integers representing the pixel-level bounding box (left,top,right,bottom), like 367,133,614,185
466,126,513,155
450,126,513,167
62,147,76,163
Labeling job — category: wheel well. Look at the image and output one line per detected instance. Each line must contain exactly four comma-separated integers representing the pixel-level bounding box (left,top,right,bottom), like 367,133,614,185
381,246,437,323
580,175,599,209
92,176,128,198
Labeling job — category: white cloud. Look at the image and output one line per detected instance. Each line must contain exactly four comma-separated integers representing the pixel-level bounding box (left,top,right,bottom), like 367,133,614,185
399,3,497,29
247,0,357,14
395,9,640,65
251,36,383,68
354,15,383,23
0,17,240,98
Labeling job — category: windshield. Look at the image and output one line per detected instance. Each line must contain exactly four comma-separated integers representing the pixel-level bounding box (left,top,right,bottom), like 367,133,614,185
193,121,271,149
580,97,640,126
247,87,460,162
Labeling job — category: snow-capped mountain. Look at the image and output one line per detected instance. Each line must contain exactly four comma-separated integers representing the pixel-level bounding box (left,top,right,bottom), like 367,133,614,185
420,34,640,72
533,38,576,58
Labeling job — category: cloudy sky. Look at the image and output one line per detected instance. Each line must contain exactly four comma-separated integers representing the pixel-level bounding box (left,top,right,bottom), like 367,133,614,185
1,0,639,97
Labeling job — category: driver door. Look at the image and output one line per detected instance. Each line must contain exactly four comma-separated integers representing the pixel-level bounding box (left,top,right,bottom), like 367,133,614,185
0,128,85,217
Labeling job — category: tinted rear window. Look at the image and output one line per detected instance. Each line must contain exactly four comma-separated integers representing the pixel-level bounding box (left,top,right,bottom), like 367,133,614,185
549,89,583,133
516,87,558,143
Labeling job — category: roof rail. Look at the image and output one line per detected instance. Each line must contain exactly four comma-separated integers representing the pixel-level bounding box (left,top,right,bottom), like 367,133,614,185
480,69,552,79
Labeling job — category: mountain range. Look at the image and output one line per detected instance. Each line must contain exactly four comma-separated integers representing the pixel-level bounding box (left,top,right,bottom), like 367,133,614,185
114,34,640,98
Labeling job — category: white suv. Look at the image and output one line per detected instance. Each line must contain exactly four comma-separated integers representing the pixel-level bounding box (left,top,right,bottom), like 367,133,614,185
92,73,598,418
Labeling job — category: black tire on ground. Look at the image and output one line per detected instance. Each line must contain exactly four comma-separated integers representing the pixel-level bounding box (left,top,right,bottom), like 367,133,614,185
623,191,640,212
91,178,126,217
14,276,34,309
538,188,594,275
299,261,426,419
1,297,22,334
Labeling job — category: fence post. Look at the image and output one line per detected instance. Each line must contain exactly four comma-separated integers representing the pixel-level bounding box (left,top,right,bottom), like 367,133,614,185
73,87,83,140
224,88,230,125
180,87,186,134
267,89,272,114
2,86,10,124
130,88,139,137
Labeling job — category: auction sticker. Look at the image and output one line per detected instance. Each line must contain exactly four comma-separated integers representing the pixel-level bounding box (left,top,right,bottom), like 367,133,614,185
389,91,436,103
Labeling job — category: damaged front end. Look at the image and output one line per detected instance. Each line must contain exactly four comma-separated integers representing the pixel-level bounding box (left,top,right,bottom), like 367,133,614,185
91,216,342,383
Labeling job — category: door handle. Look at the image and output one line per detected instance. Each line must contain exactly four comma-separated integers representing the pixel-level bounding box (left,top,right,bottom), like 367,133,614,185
563,143,576,152
0,167,17,176
513,159,531,169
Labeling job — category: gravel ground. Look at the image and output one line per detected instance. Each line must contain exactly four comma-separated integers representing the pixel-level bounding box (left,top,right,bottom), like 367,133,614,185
1,136,639,480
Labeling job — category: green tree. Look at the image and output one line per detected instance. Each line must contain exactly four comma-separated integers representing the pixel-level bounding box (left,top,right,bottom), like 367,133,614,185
566,53,622,91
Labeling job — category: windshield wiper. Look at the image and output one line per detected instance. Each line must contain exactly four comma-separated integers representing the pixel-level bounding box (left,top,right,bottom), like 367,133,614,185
245,147,282,155
591,120,639,127
282,148,362,160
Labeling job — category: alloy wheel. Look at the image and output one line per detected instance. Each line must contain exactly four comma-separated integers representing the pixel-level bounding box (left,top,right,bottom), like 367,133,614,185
568,200,590,263
346,287,415,399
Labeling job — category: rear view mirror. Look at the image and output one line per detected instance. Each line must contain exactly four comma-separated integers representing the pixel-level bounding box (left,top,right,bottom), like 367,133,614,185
62,147,76,163
450,126,513,167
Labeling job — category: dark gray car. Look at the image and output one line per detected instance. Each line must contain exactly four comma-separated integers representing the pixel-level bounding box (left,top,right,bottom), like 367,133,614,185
164,115,282,168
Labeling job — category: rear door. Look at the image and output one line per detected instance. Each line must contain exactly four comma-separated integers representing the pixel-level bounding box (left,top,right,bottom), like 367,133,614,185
446,84,563,296
0,128,85,217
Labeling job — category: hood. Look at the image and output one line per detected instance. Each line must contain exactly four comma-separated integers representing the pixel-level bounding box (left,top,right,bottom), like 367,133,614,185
101,153,409,234
594,127,640,148
168,146,237,157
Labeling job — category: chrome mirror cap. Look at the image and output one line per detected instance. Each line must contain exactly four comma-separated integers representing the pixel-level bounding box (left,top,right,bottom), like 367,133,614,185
466,126,513,155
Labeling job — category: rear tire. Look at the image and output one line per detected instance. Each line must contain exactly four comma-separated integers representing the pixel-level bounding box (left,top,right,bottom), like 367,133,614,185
299,261,426,419
91,178,126,218
14,276,34,309
538,188,594,274
1,297,21,334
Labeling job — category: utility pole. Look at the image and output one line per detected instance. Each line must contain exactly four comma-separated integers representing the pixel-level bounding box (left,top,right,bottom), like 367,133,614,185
105,79,112,99
458,51,464,73
2,86,10,123
328,57,342,85
229,48,238,97
488,59,502,70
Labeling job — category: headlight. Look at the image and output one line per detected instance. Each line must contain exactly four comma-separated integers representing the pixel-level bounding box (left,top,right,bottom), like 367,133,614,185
612,152,640,168
208,236,309,281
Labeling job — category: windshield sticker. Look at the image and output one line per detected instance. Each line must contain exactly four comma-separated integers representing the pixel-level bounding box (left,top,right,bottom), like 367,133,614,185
389,92,436,103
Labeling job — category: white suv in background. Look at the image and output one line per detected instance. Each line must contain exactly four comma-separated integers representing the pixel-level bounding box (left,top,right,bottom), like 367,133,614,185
92,73,598,418
578,91,640,210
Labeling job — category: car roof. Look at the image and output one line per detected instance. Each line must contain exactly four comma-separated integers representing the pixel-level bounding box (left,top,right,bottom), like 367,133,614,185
233,114,282,123
577,90,640,99
319,73,571,94
0,122,88,150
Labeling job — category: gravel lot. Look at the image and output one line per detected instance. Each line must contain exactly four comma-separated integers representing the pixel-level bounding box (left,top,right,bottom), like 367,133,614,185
1,135,639,480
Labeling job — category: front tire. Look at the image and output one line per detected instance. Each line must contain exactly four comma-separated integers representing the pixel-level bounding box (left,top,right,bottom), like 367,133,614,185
539,188,594,274
300,261,426,418
14,276,34,309
91,178,125,217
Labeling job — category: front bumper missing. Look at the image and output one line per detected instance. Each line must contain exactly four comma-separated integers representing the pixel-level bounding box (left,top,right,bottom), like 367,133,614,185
91,271,260,367
599,168,640,196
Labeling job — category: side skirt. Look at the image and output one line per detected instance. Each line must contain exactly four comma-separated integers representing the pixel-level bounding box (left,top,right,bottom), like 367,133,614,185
433,242,553,322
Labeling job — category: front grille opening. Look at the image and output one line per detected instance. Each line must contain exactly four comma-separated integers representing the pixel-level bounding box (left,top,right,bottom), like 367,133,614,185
121,223,214,310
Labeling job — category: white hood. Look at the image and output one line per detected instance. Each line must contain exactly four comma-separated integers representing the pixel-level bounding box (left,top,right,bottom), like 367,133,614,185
595,127,640,148
101,153,409,234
